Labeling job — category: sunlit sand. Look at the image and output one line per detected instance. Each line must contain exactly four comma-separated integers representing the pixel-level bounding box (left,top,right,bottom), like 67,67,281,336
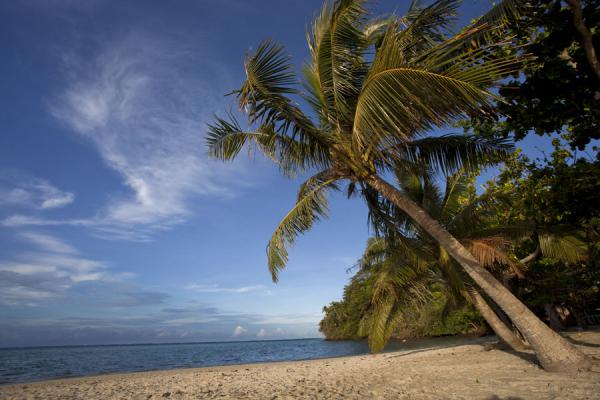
1,330,598,400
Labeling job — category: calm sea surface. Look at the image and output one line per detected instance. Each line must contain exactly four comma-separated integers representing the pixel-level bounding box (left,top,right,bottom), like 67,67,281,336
0,336,485,384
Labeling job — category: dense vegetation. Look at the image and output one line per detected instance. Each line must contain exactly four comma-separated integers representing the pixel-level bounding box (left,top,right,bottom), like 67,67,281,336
320,145,600,343
320,274,485,341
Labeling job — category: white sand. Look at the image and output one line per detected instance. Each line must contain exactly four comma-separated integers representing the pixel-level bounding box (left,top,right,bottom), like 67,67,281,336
1,330,599,399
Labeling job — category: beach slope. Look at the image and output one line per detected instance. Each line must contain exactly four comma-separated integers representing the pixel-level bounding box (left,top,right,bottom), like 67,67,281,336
1,330,599,399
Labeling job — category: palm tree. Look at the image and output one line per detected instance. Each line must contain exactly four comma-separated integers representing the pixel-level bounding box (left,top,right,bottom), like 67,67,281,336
360,170,529,352
206,0,590,371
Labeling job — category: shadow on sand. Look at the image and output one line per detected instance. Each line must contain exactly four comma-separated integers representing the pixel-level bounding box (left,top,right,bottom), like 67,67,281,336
566,337,600,348
384,340,539,368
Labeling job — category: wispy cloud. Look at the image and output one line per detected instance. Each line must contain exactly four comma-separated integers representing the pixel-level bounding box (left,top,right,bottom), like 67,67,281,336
2,215,91,228
185,284,267,294
0,177,74,210
0,232,129,305
8,31,251,241
20,232,78,254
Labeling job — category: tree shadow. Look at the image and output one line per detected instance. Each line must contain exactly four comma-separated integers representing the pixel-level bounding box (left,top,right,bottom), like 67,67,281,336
501,348,539,365
385,343,539,367
480,341,539,366
385,347,446,359
566,337,600,348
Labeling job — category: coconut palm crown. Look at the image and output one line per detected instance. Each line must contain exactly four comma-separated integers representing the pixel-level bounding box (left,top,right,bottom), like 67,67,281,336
208,0,522,280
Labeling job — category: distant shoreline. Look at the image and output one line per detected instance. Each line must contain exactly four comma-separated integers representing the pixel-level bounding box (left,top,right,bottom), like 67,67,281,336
1,331,598,399
0,336,325,351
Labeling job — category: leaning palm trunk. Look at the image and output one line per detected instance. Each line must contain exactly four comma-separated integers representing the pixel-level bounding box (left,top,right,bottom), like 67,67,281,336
469,289,528,352
366,174,591,372
208,0,592,373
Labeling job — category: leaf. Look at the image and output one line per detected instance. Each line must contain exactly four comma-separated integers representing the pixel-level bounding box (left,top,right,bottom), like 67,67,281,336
353,68,499,155
307,0,369,128
462,237,523,277
206,113,331,175
538,233,588,263
267,174,339,282
235,40,327,148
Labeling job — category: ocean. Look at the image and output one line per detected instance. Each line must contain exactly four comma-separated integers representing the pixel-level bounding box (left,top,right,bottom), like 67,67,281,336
0,336,485,384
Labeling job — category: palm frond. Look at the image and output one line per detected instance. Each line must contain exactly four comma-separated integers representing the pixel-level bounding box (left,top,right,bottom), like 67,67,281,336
234,40,327,147
363,16,390,46
447,188,512,234
538,233,588,264
307,0,369,128
464,224,534,241
441,171,475,221
206,113,250,160
438,257,469,305
206,113,331,175
302,62,330,126
267,174,339,282
368,0,460,76
393,135,514,176
352,7,528,155
463,237,523,277
363,266,434,352
395,169,444,220
417,24,526,83
353,68,500,155
473,0,528,29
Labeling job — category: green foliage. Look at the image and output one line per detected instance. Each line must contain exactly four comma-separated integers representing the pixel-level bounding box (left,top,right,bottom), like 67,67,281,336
477,141,600,320
515,258,600,310
464,0,600,150
483,141,600,227
321,169,518,351
319,271,373,340
319,262,485,342
322,142,600,347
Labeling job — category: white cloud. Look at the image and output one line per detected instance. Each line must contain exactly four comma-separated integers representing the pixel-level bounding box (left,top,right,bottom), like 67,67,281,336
0,178,74,210
20,232,78,254
256,328,267,338
185,284,267,294
3,216,64,227
0,233,131,305
232,325,247,337
38,182,75,209
44,32,249,240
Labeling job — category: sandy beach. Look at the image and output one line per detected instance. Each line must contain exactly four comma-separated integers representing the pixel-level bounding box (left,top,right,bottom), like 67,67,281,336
1,331,599,400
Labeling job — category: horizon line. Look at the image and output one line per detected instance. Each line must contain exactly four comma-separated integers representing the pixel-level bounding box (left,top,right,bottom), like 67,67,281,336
0,336,326,351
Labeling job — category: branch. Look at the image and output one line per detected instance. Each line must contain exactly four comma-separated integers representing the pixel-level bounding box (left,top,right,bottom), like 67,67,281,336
519,244,541,265
566,0,600,80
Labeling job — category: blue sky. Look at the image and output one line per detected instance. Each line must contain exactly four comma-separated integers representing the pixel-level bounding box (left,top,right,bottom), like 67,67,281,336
0,0,559,347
